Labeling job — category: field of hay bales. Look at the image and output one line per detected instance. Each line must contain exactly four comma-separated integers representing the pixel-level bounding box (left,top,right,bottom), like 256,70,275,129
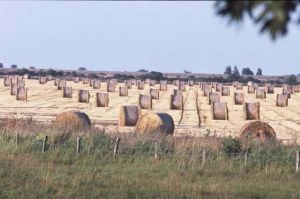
0,77,300,143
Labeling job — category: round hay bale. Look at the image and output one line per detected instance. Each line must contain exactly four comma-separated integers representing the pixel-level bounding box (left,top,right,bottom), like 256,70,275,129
73,77,80,83
78,90,90,103
119,86,128,96
53,111,91,131
4,76,11,87
131,79,137,86
125,80,132,89
265,85,274,94
138,94,152,109
150,88,160,100
211,82,217,88
282,85,293,98
39,77,47,84
212,102,228,120
82,78,90,84
16,87,27,101
173,89,182,97
174,80,180,86
17,80,25,87
248,85,255,93
54,78,59,86
150,79,156,86
136,112,175,135
245,102,260,120
239,121,276,142
145,78,151,84
276,94,288,107
137,81,144,90
107,82,115,92
232,81,238,87
63,87,72,98
216,83,223,92
236,83,243,90
188,80,194,86
208,92,220,105
160,81,167,91
247,81,253,86
234,92,244,105
93,80,101,89
170,94,183,110
57,80,66,90
96,92,109,107
221,86,230,96
256,87,266,99
203,85,211,97
119,105,140,126
294,85,300,93
89,79,94,87
10,84,18,95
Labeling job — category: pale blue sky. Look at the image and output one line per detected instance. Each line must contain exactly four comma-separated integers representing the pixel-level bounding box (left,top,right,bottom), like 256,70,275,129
0,1,299,75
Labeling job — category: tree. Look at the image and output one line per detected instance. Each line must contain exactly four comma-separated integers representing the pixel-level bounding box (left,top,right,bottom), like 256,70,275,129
11,64,18,69
137,69,148,73
78,67,87,71
29,66,36,70
242,67,254,75
184,70,191,74
224,66,232,75
285,74,297,85
232,66,240,76
0,63,3,68
256,68,263,76
215,1,300,40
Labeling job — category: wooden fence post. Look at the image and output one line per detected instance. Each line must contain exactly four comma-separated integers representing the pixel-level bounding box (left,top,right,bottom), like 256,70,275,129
244,147,249,165
42,135,48,153
154,141,159,160
113,137,120,158
201,149,206,166
76,137,81,157
296,151,299,172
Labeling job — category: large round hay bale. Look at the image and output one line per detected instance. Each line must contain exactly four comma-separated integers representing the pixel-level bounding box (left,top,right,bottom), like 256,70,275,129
208,92,220,105
125,80,132,89
93,80,101,89
78,90,90,103
282,85,293,98
203,85,211,97
239,121,276,142
54,78,59,86
248,85,255,93
212,102,228,120
234,92,244,105
221,86,230,96
119,86,128,96
4,76,11,87
216,83,223,92
63,87,72,98
137,81,144,90
160,81,167,91
89,79,94,87
170,94,183,110
107,82,115,92
96,92,109,107
245,102,260,120
53,111,91,131
82,78,90,84
294,85,300,93
173,89,182,97
211,82,217,88
188,80,194,86
136,112,175,135
276,94,288,107
236,83,243,90
131,79,137,86
145,78,151,84
57,80,66,90
265,85,274,94
138,94,152,109
119,105,140,126
150,88,159,100
10,84,18,95
256,87,266,99
73,77,80,83
150,79,156,86
39,77,47,84
16,87,27,101
179,81,186,91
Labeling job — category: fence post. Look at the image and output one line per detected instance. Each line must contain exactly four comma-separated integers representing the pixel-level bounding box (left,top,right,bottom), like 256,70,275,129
244,147,249,165
154,141,159,160
16,133,19,148
42,135,48,153
113,137,120,158
296,151,299,172
201,149,206,166
76,137,81,157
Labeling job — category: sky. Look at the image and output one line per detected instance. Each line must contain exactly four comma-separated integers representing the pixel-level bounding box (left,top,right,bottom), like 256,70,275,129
0,1,299,75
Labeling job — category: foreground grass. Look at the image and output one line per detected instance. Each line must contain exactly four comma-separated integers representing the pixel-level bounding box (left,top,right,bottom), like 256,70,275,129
0,132,300,199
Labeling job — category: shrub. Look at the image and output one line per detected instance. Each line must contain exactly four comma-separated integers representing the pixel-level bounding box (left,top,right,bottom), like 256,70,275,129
222,137,242,155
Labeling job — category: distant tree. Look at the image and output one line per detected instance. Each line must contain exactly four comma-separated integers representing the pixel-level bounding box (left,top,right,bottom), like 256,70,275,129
29,66,36,70
232,66,240,76
11,64,18,69
256,68,263,76
0,63,3,68
184,70,191,74
78,67,87,71
224,66,232,75
285,74,297,85
242,67,254,75
137,69,148,73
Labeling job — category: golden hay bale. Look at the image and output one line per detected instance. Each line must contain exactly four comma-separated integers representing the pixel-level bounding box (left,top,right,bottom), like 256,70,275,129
53,111,91,131
265,85,274,94
170,94,183,110
236,83,243,90
173,89,182,97
119,86,128,96
78,90,90,103
276,94,288,107
92,80,101,89
10,84,18,95
119,105,140,126
89,79,94,87
239,121,276,142
137,81,144,90
107,82,115,92
4,76,11,87
211,82,217,88
62,87,72,98
131,79,137,86
136,112,175,135
221,86,230,96
216,83,223,92
234,92,244,105
178,82,186,91
208,92,220,105
188,80,194,86
232,81,238,87
82,78,90,84
73,77,80,83
256,87,266,99
96,92,109,107
145,78,151,84
16,87,27,101
247,81,253,86
150,88,160,100
212,102,228,120
160,81,167,91
282,85,293,98
138,94,152,109
57,80,66,90
150,79,156,86
203,85,212,97
248,85,255,93
245,102,260,120
39,77,47,84
294,85,300,93
54,78,59,86
125,80,132,89
174,80,180,86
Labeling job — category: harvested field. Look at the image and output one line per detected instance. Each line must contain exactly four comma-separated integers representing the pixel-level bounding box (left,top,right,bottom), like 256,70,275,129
0,78,300,143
